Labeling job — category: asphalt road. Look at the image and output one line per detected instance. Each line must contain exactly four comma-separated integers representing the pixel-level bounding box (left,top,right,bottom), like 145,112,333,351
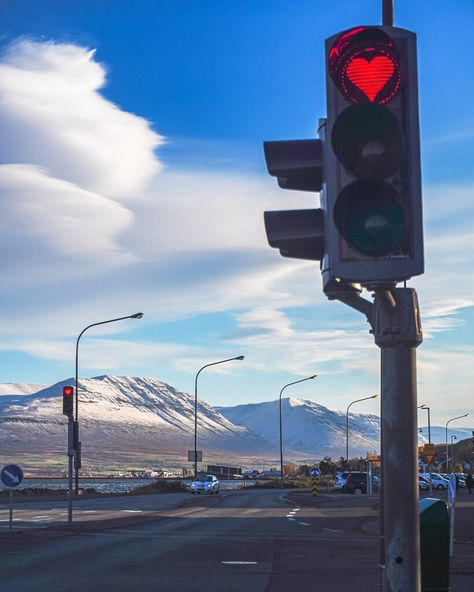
1,489,472,591
0,488,380,592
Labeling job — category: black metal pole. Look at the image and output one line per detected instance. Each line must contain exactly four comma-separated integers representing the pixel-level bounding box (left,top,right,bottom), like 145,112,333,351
193,356,244,478
382,0,394,26
74,313,143,494
278,375,317,488
426,406,433,496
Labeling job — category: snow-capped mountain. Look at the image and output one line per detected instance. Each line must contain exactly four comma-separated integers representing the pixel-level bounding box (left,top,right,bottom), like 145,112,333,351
217,397,381,458
217,398,474,457
0,383,47,396
0,375,276,469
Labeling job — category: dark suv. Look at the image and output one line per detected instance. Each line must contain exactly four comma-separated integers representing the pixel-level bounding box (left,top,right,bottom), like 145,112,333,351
342,472,379,494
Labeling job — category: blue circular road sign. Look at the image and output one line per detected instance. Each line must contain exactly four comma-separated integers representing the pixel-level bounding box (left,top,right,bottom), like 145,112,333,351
1,464,24,488
310,467,321,478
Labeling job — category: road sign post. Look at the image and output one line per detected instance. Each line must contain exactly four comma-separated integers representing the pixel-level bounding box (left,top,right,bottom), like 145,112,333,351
448,473,457,558
1,464,24,534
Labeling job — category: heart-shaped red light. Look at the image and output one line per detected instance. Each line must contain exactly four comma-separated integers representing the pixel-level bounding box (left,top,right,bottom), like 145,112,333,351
346,55,395,102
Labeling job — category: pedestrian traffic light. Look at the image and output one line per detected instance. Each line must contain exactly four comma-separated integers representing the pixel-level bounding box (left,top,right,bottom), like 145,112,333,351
324,25,423,284
62,385,74,417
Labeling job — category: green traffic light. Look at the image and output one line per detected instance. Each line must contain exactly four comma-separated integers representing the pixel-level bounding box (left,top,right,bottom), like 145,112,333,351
334,180,406,257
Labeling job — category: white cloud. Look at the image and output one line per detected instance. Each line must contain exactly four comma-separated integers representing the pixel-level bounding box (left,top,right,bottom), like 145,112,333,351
0,38,472,422
0,164,135,272
0,39,163,199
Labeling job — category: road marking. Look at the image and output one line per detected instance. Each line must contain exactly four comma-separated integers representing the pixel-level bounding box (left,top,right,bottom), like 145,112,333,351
221,561,258,565
322,527,340,533
287,517,296,521
120,510,143,513
32,515,49,519
80,510,98,514
297,521,311,526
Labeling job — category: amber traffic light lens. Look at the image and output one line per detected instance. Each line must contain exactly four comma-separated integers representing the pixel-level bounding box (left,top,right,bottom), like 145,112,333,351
331,103,403,179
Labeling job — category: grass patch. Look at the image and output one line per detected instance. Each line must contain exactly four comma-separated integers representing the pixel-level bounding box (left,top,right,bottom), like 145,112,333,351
129,479,188,495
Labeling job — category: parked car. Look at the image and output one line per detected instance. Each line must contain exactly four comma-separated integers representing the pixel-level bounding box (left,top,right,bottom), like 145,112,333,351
419,476,430,490
191,474,220,494
420,473,449,490
342,472,379,494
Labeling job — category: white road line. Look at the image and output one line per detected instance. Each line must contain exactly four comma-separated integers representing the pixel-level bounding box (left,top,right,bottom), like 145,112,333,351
287,517,296,521
322,527,340,533
297,521,311,526
120,509,143,513
221,561,258,565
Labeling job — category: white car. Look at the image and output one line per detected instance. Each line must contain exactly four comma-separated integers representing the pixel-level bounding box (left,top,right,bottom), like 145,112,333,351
191,474,220,494
420,473,449,490
419,476,430,490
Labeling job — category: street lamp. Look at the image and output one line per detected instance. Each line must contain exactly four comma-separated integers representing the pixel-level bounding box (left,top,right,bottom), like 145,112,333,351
279,375,317,488
346,395,378,464
418,404,432,495
193,355,244,478
445,414,469,472
74,312,143,493
450,435,457,470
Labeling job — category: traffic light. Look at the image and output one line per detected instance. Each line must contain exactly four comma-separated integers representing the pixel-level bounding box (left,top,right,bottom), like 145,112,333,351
263,138,325,261
324,26,423,284
62,385,74,417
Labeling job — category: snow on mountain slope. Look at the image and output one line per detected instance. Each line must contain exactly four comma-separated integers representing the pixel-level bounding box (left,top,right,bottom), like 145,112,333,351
0,376,276,467
217,397,380,458
0,383,47,396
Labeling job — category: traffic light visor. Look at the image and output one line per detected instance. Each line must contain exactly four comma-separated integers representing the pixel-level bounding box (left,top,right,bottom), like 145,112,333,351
334,180,406,256
329,27,401,104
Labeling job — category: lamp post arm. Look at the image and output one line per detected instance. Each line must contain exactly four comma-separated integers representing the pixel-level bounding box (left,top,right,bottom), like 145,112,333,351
279,375,317,486
346,395,378,462
75,314,143,420
193,356,244,477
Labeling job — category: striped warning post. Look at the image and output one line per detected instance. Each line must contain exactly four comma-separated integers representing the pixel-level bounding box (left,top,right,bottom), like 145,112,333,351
312,478,319,496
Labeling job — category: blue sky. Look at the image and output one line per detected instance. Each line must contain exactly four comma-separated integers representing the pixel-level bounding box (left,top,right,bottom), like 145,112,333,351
0,1,473,425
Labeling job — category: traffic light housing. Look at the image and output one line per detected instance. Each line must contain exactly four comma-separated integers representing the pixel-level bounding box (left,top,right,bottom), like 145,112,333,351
263,138,325,261
324,26,423,285
62,385,74,417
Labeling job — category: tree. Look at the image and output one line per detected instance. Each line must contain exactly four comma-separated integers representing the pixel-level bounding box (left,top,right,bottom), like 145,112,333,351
319,456,338,476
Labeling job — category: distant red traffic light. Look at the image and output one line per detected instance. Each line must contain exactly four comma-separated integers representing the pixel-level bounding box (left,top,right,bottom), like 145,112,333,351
62,385,74,417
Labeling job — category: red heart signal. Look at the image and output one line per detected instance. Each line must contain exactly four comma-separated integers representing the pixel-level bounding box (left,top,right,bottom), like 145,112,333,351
346,55,395,102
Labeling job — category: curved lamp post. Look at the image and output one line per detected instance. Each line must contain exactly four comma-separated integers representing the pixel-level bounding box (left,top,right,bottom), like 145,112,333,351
279,375,317,488
418,404,432,495
445,414,469,472
194,355,244,478
346,395,378,464
74,312,144,493
450,435,457,470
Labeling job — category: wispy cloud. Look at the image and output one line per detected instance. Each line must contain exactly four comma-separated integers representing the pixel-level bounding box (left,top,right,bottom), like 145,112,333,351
0,39,472,421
